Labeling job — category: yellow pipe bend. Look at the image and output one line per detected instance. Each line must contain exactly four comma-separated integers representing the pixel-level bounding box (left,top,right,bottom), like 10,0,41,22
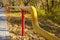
30,6,60,40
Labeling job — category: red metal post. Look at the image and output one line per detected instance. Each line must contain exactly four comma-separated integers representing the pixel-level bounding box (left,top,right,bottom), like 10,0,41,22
21,9,26,36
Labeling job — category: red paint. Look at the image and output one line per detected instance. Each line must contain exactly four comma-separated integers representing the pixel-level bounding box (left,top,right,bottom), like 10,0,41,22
5,6,10,13
21,9,26,36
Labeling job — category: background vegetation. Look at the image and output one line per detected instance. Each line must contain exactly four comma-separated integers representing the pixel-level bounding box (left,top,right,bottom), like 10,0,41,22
0,0,60,24
8,0,60,24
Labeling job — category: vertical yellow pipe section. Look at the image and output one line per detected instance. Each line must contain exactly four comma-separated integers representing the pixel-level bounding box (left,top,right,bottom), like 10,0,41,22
30,6,60,40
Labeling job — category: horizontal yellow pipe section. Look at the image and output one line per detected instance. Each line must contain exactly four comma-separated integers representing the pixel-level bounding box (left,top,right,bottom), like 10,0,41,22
6,13,32,18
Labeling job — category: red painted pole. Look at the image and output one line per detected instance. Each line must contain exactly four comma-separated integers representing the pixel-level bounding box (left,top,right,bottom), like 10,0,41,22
21,9,26,36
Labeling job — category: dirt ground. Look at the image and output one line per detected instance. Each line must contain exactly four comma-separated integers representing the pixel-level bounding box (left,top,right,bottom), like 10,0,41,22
7,17,46,40
6,13,60,40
